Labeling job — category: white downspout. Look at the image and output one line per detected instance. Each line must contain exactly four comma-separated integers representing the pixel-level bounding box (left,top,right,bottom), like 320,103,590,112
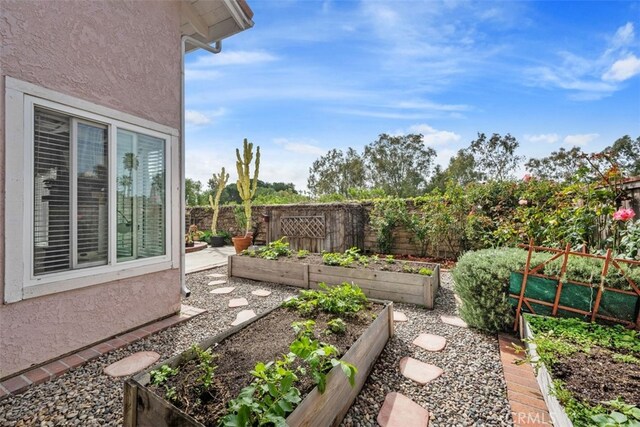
180,36,222,297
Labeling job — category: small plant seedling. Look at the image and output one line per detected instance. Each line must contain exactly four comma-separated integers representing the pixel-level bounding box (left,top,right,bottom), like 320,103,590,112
418,267,433,276
150,364,178,385
385,255,395,264
401,263,415,273
326,318,347,335
297,249,310,259
191,344,217,389
292,320,316,338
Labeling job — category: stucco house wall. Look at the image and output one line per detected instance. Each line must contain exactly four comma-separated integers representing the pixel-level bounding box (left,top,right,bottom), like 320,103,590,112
0,0,183,378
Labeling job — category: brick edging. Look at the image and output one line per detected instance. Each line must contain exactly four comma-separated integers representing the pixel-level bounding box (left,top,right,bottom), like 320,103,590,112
498,333,553,426
0,304,206,400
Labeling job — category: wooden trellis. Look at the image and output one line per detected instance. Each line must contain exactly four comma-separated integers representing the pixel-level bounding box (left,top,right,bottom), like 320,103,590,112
512,239,640,331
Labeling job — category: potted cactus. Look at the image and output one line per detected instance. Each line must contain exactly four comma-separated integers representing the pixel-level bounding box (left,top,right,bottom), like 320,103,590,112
208,167,229,247
232,138,259,254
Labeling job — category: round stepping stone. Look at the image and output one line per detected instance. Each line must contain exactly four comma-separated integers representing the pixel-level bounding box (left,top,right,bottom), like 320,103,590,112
231,309,256,326
251,289,271,297
412,333,447,352
208,280,227,286
229,297,249,308
104,351,160,377
210,286,235,294
441,315,468,328
399,357,443,385
393,311,408,322
377,392,430,427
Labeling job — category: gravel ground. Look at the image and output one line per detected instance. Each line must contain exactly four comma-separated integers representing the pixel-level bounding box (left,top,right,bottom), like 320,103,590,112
0,268,512,427
341,272,513,427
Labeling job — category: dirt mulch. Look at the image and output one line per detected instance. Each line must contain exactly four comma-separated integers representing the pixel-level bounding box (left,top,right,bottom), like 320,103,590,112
551,348,640,406
149,303,382,426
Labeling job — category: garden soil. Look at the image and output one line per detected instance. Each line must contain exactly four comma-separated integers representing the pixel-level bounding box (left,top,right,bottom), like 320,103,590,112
552,348,640,406
149,304,382,426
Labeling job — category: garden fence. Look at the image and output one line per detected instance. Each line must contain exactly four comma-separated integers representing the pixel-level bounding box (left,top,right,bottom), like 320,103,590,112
509,240,640,331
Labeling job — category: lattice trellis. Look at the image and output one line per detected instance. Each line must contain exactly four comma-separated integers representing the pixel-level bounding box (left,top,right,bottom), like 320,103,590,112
281,216,325,238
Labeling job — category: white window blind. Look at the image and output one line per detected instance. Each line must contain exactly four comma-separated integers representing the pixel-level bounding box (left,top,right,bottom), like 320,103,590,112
33,108,71,275
76,122,108,267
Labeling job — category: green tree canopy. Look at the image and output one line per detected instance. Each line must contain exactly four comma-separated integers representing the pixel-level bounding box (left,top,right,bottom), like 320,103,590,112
525,146,586,182
363,133,436,197
468,132,524,181
307,148,366,197
428,149,481,191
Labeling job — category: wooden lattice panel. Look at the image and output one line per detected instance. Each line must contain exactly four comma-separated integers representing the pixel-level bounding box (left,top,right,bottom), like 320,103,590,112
281,216,325,238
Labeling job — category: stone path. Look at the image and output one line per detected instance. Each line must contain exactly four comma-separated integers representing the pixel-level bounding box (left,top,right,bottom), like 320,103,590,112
208,280,228,286
378,309,470,424
210,286,235,294
103,351,160,377
231,310,256,326
228,298,249,308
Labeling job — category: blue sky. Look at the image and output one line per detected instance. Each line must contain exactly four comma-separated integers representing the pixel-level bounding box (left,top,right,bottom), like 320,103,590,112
184,0,640,192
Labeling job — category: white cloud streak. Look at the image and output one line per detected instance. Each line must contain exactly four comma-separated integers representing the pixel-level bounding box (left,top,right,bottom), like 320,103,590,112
564,133,599,146
524,133,560,144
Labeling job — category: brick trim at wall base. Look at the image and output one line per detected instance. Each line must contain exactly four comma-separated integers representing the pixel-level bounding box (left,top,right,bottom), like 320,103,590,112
498,333,553,427
0,304,206,400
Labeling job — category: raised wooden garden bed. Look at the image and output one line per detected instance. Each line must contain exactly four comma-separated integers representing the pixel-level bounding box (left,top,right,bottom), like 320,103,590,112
228,254,440,308
123,301,394,426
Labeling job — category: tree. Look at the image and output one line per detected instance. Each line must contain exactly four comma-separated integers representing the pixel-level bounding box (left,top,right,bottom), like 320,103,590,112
605,135,640,177
363,133,436,197
525,147,586,182
468,133,524,181
185,178,202,206
428,149,481,191
307,148,366,197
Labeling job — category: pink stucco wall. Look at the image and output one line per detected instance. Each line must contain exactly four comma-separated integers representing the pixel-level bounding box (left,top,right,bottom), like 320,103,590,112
0,0,182,378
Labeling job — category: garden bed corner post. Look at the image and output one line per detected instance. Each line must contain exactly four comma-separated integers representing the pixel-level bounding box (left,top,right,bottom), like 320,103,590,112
514,239,534,332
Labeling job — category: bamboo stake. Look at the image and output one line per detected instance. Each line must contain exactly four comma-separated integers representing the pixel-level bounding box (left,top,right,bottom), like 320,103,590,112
591,249,612,323
552,243,571,316
514,239,534,331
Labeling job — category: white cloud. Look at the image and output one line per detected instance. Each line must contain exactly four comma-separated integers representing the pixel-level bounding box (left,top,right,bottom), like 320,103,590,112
273,138,325,156
563,133,599,146
524,133,560,144
185,108,225,126
602,54,640,82
525,22,639,100
190,50,278,67
408,124,461,146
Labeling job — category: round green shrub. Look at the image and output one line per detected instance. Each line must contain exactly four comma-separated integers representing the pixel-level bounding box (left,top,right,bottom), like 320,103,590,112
452,247,640,332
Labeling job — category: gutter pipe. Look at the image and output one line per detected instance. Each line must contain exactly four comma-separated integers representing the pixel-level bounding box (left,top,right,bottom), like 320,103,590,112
180,36,222,297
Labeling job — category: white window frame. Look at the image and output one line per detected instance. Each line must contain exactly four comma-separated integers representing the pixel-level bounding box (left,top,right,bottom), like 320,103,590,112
4,77,181,303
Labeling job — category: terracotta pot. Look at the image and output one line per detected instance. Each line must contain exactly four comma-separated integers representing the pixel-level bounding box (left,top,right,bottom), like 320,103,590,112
232,236,252,254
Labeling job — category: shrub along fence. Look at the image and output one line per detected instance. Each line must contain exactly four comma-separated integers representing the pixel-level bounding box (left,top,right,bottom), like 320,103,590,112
509,241,640,330
452,247,640,332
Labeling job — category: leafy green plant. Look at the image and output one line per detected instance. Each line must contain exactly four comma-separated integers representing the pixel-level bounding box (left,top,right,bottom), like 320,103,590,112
221,354,300,427
370,197,408,253
241,237,292,260
289,335,357,394
191,344,218,389
385,255,395,264
291,320,316,339
591,399,640,427
150,364,179,402
282,283,368,315
322,251,355,267
150,364,178,386
296,249,310,259
418,267,433,276
326,318,347,335
401,262,415,273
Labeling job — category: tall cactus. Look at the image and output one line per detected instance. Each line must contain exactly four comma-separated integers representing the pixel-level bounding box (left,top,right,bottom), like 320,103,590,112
208,167,229,235
236,138,260,235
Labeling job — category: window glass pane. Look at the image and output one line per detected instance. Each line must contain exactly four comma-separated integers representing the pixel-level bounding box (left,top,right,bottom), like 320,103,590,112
116,130,166,261
34,108,71,275
76,122,108,266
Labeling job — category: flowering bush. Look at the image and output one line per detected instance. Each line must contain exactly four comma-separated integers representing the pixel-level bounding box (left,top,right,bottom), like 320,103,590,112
613,208,636,222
